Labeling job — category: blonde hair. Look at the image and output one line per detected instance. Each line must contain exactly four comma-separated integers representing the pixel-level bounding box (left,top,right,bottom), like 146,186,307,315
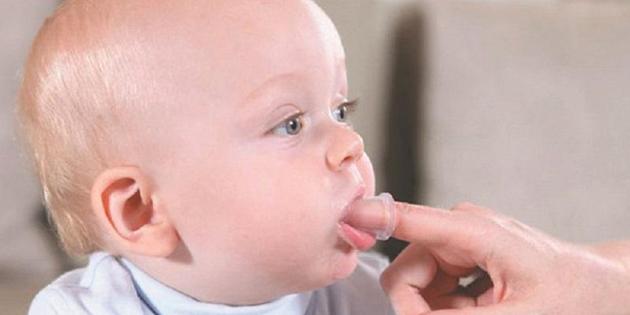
17,0,150,256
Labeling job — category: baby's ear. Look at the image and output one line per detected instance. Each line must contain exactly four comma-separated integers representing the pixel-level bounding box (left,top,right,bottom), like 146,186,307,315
91,166,179,257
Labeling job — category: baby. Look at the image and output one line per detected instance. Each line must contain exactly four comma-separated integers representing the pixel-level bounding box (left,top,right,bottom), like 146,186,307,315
20,0,396,314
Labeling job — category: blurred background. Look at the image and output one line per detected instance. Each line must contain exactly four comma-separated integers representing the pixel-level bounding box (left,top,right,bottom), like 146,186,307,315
2,0,630,314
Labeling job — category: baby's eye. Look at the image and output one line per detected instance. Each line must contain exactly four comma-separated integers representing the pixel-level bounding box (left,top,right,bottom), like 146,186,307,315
332,99,358,123
271,114,304,136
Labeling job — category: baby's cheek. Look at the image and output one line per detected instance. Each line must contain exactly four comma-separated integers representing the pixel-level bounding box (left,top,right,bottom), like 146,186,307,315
358,153,376,197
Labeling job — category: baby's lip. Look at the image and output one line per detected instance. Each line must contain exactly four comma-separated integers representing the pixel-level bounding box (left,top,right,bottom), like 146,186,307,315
340,186,366,221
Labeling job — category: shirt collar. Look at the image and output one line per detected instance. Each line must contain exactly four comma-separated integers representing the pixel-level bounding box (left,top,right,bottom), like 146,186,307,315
120,258,313,315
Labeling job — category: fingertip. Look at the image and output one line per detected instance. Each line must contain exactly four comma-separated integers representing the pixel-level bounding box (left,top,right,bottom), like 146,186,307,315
343,193,398,240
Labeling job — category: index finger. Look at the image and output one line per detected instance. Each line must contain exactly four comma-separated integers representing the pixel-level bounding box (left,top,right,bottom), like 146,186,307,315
392,201,496,265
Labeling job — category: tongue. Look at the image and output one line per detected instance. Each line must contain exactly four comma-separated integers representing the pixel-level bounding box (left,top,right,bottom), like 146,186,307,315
339,222,377,251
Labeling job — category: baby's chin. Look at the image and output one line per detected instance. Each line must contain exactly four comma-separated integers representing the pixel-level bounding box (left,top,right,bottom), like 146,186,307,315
277,244,357,296
329,240,360,281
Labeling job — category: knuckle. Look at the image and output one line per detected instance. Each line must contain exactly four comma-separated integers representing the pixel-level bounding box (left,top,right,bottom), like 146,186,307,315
451,201,496,219
487,216,506,232
490,214,518,231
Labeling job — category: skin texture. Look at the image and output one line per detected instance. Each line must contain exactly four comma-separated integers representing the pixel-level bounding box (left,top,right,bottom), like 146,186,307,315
380,202,630,315
87,0,377,306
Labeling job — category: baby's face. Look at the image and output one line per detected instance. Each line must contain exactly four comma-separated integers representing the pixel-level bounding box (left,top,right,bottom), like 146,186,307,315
141,1,375,296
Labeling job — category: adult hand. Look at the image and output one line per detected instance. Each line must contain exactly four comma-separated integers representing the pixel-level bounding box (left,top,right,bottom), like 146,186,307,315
379,202,630,315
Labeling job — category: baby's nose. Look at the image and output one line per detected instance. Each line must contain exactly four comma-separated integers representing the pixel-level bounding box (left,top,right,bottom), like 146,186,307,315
344,193,398,241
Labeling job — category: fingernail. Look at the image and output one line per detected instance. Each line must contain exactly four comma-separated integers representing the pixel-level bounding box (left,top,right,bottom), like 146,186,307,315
344,192,398,241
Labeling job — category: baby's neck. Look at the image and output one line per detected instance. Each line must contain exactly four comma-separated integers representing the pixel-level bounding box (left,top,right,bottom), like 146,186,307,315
124,248,294,306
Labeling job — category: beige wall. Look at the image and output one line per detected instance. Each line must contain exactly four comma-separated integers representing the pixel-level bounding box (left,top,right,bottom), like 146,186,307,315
416,1,630,243
0,2,61,314
0,0,60,277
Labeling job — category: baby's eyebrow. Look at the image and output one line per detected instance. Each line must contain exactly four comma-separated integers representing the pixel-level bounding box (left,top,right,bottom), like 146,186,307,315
236,72,304,135
240,58,347,115
242,72,302,105
243,56,346,106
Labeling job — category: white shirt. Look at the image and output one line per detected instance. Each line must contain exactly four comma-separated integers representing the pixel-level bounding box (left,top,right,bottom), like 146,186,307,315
29,252,396,315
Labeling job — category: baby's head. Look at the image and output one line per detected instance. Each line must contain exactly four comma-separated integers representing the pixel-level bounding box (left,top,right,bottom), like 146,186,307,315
19,0,376,304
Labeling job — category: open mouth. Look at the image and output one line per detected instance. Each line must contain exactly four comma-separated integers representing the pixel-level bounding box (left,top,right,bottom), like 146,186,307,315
337,191,398,250
337,186,377,251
